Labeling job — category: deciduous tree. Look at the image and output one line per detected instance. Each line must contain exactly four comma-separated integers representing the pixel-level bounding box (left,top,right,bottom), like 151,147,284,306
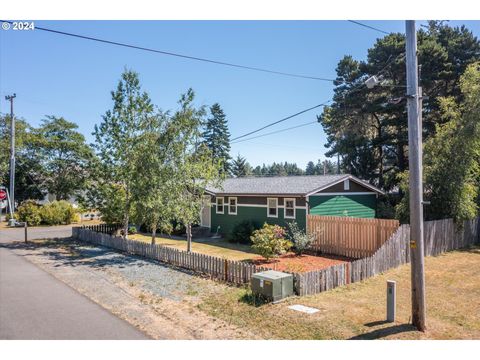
168,89,222,252
93,69,154,238
34,116,94,200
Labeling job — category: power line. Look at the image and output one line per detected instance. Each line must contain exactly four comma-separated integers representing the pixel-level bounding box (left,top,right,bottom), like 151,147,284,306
231,121,318,144
231,50,405,144
230,101,331,142
347,21,391,35
0,20,337,83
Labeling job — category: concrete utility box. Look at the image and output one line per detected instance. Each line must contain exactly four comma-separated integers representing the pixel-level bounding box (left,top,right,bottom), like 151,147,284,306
251,270,294,302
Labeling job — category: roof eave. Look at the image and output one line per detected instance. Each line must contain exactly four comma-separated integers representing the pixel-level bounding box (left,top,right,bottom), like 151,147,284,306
304,174,384,196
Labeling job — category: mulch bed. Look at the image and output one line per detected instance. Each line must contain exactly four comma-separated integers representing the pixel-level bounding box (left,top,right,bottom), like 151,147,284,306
250,252,352,273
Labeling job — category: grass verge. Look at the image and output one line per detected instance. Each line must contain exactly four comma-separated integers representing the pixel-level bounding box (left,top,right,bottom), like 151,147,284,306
197,247,480,339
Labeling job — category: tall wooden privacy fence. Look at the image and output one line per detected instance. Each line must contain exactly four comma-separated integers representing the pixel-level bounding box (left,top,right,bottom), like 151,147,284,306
73,227,266,285
297,217,480,296
307,215,400,258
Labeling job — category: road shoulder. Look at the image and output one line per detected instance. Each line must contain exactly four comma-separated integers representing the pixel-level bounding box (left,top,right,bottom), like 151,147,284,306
6,239,257,340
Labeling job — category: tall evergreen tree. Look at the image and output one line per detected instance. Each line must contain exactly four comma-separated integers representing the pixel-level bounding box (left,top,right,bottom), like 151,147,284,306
305,161,316,175
319,22,480,191
202,103,231,174
231,154,252,177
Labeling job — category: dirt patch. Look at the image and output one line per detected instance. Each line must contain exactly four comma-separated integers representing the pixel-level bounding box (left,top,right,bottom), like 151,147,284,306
250,252,351,272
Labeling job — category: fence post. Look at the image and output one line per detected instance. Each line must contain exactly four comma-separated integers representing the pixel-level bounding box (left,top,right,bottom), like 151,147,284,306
224,259,228,281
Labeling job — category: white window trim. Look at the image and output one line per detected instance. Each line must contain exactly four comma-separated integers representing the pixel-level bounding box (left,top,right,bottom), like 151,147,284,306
267,198,278,218
284,198,296,219
344,179,350,190
228,197,237,215
216,197,224,214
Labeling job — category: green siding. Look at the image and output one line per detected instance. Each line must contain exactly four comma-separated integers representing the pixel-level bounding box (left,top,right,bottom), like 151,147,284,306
211,205,306,237
308,194,376,218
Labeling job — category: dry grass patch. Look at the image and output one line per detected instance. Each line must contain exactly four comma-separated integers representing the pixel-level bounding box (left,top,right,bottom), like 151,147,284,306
197,247,480,340
130,233,257,261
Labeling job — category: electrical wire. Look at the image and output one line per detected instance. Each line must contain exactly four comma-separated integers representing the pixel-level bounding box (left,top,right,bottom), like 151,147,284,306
0,20,337,82
231,51,406,144
231,121,318,144
347,21,391,35
230,101,331,142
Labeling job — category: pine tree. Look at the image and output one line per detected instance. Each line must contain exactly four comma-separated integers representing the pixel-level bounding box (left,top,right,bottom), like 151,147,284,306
202,103,231,174
320,22,480,191
305,161,316,175
231,154,252,177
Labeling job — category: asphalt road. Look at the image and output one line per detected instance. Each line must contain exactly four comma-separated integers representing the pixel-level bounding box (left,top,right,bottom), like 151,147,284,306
0,225,73,243
0,227,149,339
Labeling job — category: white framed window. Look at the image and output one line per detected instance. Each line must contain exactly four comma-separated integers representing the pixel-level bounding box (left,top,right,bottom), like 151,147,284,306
228,197,237,215
267,198,278,218
284,198,296,219
344,179,350,190
216,197,224,214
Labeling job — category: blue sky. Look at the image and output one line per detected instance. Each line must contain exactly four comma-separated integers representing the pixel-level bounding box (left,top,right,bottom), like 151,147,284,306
1,20,479,168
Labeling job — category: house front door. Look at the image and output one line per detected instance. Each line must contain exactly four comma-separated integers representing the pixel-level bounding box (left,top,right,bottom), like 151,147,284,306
200,195,211,228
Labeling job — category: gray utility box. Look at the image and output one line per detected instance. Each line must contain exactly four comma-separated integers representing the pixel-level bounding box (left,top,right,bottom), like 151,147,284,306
251,270,294,302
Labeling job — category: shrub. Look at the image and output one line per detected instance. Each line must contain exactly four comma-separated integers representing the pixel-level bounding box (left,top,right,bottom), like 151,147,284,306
128,226,137,234
17,200,42,226
286,221,314,255
250,223,292,260
229,220,260,244
6,212,18,222
40,201,77,225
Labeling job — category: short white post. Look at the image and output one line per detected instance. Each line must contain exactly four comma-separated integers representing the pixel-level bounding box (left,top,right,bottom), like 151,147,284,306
387,280,396,322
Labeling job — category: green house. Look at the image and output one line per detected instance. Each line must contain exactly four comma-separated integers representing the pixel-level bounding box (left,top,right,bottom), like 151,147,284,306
202,174,384,236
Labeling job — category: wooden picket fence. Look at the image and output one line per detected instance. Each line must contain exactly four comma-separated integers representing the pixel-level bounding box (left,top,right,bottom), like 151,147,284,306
296,217,480,296
307,215,400,258
74,217,479,296
82,223,121,235
73,227,267,285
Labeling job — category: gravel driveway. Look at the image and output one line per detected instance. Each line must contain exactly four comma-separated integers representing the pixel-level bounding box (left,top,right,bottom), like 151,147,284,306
66,243,208,302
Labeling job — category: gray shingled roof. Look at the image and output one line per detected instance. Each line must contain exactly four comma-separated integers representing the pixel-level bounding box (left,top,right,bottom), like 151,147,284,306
205,174,381,196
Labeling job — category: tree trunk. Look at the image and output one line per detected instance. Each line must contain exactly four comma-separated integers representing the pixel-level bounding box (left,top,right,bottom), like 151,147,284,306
186,223,192,253
123,213,129,240
151,222,157,245
123,187,130,240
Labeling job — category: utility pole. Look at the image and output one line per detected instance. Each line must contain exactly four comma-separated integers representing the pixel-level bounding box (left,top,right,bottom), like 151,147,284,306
5,93,16,226
405,20,426,331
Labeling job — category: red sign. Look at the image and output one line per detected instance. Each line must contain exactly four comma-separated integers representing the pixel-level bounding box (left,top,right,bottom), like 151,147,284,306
0,189,6,201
